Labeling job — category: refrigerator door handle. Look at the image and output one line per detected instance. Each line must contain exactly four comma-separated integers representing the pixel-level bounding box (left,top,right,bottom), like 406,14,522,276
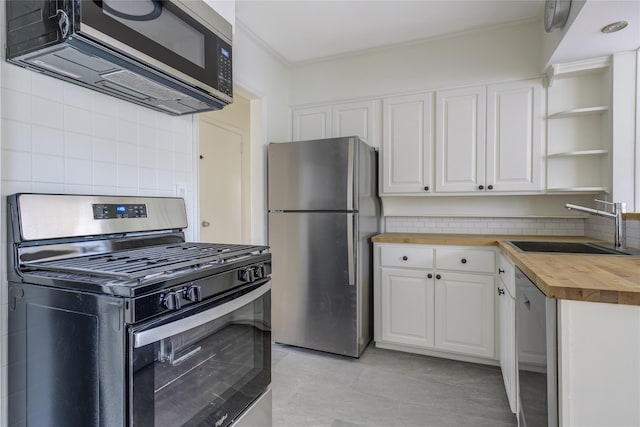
347,138,354,211
347,213,355,286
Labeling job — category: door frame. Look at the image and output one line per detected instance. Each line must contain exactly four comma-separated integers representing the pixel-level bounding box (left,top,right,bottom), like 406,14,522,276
193,85,267,244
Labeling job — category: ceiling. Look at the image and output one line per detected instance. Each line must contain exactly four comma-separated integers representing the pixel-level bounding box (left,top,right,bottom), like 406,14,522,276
236,0,545,64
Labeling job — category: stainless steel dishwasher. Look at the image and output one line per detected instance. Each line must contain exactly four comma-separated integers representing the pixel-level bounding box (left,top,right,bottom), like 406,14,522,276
516,267,558,427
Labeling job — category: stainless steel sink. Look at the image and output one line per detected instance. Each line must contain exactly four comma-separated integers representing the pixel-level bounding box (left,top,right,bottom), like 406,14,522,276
507,241,633,255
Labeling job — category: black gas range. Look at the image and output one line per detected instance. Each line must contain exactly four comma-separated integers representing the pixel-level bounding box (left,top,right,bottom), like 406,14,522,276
7,193,272,427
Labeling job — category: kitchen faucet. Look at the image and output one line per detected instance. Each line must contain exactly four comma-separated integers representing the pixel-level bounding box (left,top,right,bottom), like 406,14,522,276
565,199,626,248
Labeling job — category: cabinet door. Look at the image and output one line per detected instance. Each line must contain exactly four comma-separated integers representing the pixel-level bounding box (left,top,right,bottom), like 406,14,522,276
499,288,517,414
380,268,435,348
381,92,433,194
292,105,331,141
487,79,543,192
435,86,486,192
332,100,381,148
434,272,495,358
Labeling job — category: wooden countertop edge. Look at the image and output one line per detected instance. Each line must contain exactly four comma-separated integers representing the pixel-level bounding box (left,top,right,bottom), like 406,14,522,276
372,233,640,306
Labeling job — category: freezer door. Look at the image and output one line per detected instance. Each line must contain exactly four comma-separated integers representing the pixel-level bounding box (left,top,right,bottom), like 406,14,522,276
269,211,361,357
268,137,357,211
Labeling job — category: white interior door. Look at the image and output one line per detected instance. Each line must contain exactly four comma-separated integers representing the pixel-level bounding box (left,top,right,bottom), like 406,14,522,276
199,95,250,244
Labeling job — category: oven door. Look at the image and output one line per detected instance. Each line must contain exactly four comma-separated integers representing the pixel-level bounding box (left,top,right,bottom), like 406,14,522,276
129,280,271,427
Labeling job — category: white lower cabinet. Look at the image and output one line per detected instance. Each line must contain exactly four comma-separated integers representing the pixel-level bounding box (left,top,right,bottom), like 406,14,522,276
374,242,496,362
434,271,495,358
380,268,435,348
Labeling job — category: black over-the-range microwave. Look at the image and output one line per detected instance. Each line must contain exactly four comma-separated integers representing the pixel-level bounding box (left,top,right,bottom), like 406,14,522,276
6,0,233,115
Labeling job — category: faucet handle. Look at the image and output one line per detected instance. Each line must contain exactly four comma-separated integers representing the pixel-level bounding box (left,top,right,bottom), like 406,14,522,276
594,199,614,206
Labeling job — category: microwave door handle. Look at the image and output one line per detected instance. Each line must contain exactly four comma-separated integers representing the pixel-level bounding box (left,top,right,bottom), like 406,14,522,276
133,281,271,348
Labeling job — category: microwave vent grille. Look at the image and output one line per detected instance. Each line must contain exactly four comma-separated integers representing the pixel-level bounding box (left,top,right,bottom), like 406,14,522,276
101,70,183,101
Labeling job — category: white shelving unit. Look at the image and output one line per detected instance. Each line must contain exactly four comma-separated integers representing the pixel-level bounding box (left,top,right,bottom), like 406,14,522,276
546,57,612,194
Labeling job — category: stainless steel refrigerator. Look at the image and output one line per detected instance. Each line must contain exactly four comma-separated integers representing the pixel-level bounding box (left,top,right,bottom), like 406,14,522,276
268,136,381,357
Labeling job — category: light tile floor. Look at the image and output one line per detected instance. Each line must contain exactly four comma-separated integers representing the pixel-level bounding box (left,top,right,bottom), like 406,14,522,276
272,343,517,427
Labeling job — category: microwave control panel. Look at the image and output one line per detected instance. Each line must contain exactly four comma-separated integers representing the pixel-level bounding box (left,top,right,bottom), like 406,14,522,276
218,41,232,97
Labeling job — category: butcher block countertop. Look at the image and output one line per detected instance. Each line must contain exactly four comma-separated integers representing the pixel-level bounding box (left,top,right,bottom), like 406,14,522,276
372,233,640,306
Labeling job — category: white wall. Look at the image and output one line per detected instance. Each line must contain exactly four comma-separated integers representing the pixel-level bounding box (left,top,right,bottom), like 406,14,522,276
234,21,291,244
290,20,542,106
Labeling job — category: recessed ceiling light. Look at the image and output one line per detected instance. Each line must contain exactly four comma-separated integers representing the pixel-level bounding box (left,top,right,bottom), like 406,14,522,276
601,21,628,33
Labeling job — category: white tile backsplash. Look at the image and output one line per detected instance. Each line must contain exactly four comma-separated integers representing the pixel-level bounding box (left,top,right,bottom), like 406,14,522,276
2,88,32,122
1,119,30,151
116,164,138,188
92,113,117,140
66,158,93,184
139,167,157,190
385,216,585,236
32,154,64,183
0,65,196,226
626,219,640,249
65,132,93,160
117,142,138,166
117,118,138,144
93,136,117,162
1,150,31,181
31,72,64,102
64,105,92,135
585,215,640,249
32,96,63,129
385,216,640,249
138,125,158,148
64,83,93,109
1,62,30,92
32,125,64,156
138,147,157,168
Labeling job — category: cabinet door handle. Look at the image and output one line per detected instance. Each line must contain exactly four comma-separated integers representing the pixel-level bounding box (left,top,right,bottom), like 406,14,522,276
478,185,484,190
461,258,467,264
488,185,494,190
402,256,408,261
424,186,429,191
435,274,441,280
427,273,433,279
498,268,505,274
498,287,505,295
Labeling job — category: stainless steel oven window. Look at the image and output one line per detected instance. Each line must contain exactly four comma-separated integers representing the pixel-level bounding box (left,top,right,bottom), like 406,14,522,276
129,281,271,427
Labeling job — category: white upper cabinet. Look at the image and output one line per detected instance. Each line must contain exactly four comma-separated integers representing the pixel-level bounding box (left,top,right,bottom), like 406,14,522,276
292,105,331,141
332,99,381,147
434,81,543,194
486,79,543,192
381,92,434,194
292,100,380,147
435,86,487,193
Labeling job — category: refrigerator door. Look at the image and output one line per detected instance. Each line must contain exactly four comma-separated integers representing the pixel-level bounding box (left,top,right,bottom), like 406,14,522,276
269,211,362,357
268,137,358,211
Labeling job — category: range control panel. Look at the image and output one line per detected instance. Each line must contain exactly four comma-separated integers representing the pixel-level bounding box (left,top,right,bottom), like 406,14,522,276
93,203,148,220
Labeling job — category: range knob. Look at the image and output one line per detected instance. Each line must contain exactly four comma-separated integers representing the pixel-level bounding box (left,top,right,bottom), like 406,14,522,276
161,292,181,311
253,265,266,279
239,267,255,282
183,285,202,302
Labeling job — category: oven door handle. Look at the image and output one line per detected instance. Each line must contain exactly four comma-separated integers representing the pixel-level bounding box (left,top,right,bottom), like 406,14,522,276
133,281,271,348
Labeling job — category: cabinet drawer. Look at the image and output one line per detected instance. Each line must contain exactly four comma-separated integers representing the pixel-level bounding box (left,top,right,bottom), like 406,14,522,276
498,252,515,296
380,245,434,269
435,248,495,273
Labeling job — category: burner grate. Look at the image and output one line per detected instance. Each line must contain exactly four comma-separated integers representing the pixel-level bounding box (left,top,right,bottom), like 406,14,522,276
21,243,266,280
